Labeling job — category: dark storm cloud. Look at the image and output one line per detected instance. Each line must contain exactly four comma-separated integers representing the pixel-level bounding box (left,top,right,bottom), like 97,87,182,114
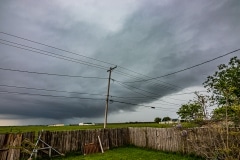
0,0,240,123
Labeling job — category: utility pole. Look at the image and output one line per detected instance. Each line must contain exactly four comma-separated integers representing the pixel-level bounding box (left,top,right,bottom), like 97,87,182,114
104,66,117,129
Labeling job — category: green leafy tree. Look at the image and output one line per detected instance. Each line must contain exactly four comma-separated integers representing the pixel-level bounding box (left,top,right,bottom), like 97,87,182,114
203,56,240,106
162,116,171,122
194,92,211,119
177,92,210,121
212,105,240,126
154,117,161,123
177,103,203,121
203,56,240,148
203,56,240,125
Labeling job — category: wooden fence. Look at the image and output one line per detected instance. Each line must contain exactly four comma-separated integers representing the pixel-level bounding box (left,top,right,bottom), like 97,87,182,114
129,127,240,159
39,128,129,154
0,127,239,159
129,127,182,152
0,128,129,160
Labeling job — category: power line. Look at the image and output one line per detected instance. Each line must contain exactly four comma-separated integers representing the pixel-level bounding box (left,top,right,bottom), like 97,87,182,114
0,90,105,101
0,83,185,105
110,91,207,98
110,96,182,106
0,31,223,94
0,33,151,81
0,66,108,79
114,80,185,102
115,80,161,96
0,31,189,91
0,83,183,101
109,100,177,110
110,95,159,99
167,91,207,96
110,95,184,102
0,89,177,110
0,39,208,104
113,80,180,105
0,32,162,78
125,49,240,83
0,84,106,97
0,40,109,70
109,95,182,106
149,101,180,106
0,39,150,82
0,31,116,66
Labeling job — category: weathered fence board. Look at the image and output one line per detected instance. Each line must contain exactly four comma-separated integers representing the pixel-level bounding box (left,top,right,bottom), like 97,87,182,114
0,133,30,160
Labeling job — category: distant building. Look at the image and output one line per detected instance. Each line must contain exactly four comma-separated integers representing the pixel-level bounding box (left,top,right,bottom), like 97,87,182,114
48,124,65,126
79,122,95,126
159,119,179,124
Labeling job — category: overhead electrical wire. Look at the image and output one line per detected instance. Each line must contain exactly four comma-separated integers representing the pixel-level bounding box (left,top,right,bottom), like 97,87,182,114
0,87,177,110
0,40,109,70
167,91,207,96
0,32,222,113
125,48,240,83
0,66,108,79
113,79,186,102
0,31,188,91
0,32,160,78
149,101,181,106
0,39,150,81
0,83,182,107
114,80,162,96
109,95,183,106
0,36,148,81
0,38,148,81
110,95,184,102
113,80,180,105
0,90,105,101
0,32,213,97
1,31,231,96
0,31,116,66
109,100,177,110
0,84,106,97
110,90,207,98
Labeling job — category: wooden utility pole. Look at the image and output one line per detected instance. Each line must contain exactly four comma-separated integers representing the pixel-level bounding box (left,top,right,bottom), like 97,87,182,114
104,66,117,129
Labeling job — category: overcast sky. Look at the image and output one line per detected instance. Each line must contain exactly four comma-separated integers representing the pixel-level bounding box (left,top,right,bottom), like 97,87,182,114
0,0,239,126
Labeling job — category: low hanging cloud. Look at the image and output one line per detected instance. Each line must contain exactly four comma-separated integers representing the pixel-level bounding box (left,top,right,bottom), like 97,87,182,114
0,0,239,125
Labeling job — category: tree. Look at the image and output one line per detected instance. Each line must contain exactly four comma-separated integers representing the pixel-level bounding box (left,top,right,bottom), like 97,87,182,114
162,116,171,122
194,92,211,119
177,92,210,121
203,56,240,148
154,117,161,123
177,102,202,121
212,105,240,126
203,56,240,106
203,56,240,124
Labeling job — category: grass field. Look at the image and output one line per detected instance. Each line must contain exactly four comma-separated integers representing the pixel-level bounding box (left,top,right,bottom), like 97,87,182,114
50,146,203,160
0,122,198,134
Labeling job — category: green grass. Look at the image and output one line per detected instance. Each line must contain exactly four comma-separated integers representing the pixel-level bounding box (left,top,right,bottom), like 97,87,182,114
0,123,165,134
0,122,199,134
50,146,203,160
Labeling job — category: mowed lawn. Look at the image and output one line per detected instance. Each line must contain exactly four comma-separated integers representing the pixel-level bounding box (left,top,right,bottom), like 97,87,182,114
51,146,203,160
